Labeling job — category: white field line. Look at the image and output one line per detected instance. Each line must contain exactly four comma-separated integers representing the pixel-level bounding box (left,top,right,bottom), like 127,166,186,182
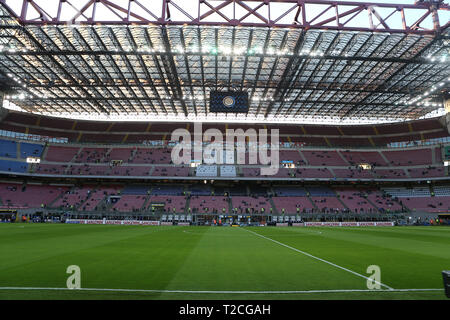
0,287,442,294
243,228,395,291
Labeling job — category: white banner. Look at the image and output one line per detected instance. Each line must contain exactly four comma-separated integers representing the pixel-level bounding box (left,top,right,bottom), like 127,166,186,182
66,219,160,226
292,223,305,227
299,221,394,227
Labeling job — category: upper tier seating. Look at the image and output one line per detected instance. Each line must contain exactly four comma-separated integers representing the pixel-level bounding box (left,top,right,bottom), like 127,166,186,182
108,148,135,161
3,111,447,148
152,166,190,177
19,142,44,158
74,148,109,163
340,151,387,166
382,149,432,166
66,165,111,176
1,133,448,181
278,150,305,164
0,139,17,158
45,146,79,162
110,166,151,176
292,168,334,178
372,169,407,179
132,148,172,164
269,168,292,177
0,160,28,173
333,168,375,179
301,151,347,166
35,164,69,175
407,167,445,178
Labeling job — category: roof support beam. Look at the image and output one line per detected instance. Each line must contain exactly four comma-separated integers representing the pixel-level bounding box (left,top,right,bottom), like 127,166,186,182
1,0,448,35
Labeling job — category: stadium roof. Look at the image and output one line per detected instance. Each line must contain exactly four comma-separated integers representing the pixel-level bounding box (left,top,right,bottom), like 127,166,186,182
0,0,449,125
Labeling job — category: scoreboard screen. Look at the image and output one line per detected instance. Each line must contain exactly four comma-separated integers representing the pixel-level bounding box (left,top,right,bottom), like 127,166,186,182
209,91,248,113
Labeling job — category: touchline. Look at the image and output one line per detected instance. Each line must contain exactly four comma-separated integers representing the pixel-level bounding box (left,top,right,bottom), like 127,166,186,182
170,122,280,176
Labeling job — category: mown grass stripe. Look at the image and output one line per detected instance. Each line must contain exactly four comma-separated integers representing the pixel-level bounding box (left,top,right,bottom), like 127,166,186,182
243,228,394,290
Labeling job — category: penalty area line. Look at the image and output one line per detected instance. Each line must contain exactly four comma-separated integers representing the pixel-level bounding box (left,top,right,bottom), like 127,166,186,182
243,228,394,291
0,287,442,294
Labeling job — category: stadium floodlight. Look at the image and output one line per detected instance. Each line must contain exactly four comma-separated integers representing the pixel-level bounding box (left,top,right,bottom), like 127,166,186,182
189,45,199,53
233,47,245,55
174,45,184,53
220,46,232,55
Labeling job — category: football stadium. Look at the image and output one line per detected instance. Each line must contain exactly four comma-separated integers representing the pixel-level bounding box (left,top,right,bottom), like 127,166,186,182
0,0,449,303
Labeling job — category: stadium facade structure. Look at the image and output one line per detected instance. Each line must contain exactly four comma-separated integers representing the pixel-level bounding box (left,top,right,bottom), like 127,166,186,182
0,110,449,224
0,0,449,225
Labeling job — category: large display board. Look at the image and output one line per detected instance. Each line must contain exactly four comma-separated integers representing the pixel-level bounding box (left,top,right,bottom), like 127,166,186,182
209,91,249,113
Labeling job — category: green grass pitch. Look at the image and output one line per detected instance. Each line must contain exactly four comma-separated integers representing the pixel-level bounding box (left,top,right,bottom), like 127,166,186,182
0,224,449,300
